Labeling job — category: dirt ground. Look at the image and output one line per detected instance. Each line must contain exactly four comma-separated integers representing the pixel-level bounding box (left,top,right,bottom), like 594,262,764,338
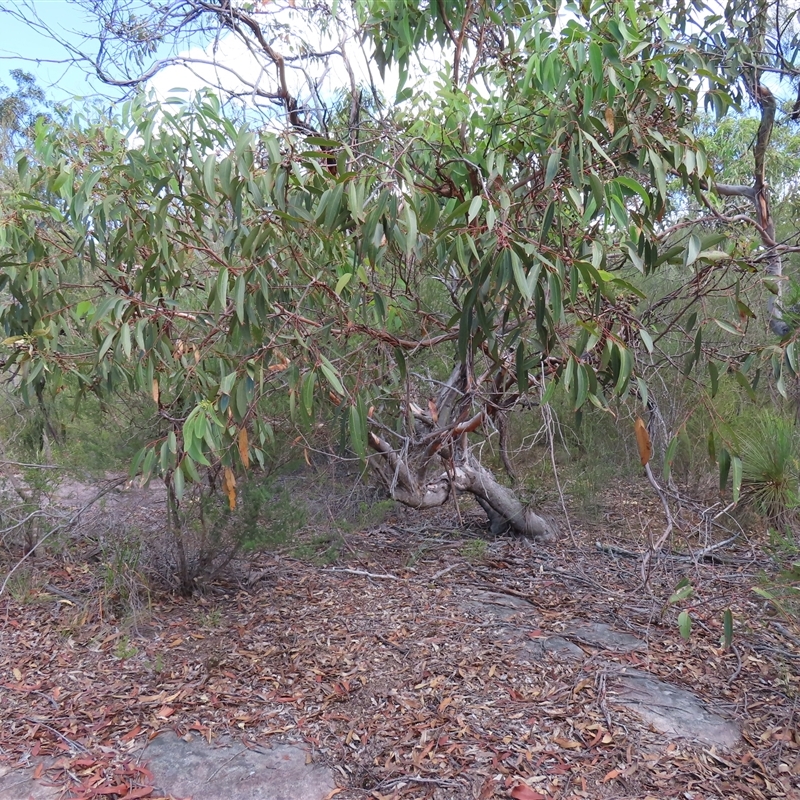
0,477,799,799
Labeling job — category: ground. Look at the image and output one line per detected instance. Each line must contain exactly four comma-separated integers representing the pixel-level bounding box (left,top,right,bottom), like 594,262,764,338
0,477,799,799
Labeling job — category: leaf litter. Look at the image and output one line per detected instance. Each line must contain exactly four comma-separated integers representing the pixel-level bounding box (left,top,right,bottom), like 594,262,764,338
0,498,799,800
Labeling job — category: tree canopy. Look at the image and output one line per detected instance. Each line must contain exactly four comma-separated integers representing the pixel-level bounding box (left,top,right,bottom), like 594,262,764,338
3,0,800,551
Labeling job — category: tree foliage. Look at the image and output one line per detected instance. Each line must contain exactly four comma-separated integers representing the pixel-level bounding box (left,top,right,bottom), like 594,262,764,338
3,0,800,539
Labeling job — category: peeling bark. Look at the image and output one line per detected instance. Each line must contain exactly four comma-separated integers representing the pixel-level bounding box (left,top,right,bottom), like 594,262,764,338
368,363,556,542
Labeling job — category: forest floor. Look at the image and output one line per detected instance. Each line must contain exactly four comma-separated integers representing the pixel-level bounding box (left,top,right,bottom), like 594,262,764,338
0,477,799,800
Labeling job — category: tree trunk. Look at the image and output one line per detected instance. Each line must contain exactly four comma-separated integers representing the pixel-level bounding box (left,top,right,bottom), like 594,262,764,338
368,362,556,542
714,83,788,336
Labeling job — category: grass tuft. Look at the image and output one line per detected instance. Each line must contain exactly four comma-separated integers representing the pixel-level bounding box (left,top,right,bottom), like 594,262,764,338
739,414,799,523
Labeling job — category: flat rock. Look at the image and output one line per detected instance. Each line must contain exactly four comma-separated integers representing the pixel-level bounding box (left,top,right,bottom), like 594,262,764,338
140,733,336,800
543,636,585,658
0,736,336,800
564,622,644,653
0,762,58,800
463,590,536,621
518,635,585,661
610,668,740,749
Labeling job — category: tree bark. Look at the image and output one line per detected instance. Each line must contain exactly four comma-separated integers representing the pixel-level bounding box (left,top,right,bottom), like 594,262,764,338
368,363,556,542
713,83,788,336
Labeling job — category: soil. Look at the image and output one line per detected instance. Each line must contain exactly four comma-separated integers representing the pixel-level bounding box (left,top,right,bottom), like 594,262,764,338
0,475,799,799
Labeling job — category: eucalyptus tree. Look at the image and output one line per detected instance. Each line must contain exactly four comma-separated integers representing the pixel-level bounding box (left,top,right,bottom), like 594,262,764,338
3,0,800,559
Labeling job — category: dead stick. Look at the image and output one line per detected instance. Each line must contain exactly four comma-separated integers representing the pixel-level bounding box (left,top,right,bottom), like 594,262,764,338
326,567,402,581
641,462,676,586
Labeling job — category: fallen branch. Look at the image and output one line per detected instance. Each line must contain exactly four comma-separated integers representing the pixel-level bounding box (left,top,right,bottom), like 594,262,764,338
640,461,677,586
595,542,640,559
326,567,403,581
430,563,463,581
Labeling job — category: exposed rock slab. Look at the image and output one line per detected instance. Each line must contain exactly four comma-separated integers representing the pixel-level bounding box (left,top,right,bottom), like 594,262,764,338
0,735,336,800
565,622,644,653
518,635,585,661
140,733,337,800
0,763,58,800
610,668,741,749
465,591,644,661
464,589,536,621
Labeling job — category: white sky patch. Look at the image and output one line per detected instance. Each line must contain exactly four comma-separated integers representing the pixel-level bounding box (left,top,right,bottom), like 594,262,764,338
146,5,394,123
142,2,472,130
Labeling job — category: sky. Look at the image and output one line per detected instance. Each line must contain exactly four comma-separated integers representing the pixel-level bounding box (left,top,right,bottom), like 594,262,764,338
0,2,111,101
0,0,404,125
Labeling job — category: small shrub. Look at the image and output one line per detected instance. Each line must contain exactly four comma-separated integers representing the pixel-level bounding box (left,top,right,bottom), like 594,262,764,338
2,565,40,603
292,531,343,564
755,527,800,621
113,636,138,660
163,474,307,594
101,538,150,619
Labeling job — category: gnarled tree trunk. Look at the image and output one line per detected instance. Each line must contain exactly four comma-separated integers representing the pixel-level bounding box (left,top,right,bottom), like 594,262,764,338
368,363,556,542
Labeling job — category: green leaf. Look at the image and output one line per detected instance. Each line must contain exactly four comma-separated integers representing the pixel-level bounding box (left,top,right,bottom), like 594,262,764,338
544,149,561,189
120,324,131,358
685,234,701,267
639,328,653,353
732,369,757,401
140,448,156,486
614,344,631,394
75,300,94,319
404,203,417,255
614,176,650,208
467,195,483,223
349,402,366,457
713,318,741,336
708,361,719,398
678,610,692,640
234,274,246,324
98,331,116,361
541,378,557,404
588,41,603,83
732,455,742,503
574,364,588,410
719,448,731,492
182,454,201,482
324,181,344,232
418,193,440,234
173,463,185,500
668,581,694,604
722,608,733,649
335,272,353,295
511,251,535,304
216,267,229,312
203,152,216,198
219,372,236,395
636,376,648,410
301,370,316,416
319,356,344,395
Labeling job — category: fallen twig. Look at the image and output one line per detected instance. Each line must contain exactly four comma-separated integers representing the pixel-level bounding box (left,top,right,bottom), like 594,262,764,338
641,462,677,586
596,542,640,559
429,563,462,581
326,567,402,581
23,717,91,754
